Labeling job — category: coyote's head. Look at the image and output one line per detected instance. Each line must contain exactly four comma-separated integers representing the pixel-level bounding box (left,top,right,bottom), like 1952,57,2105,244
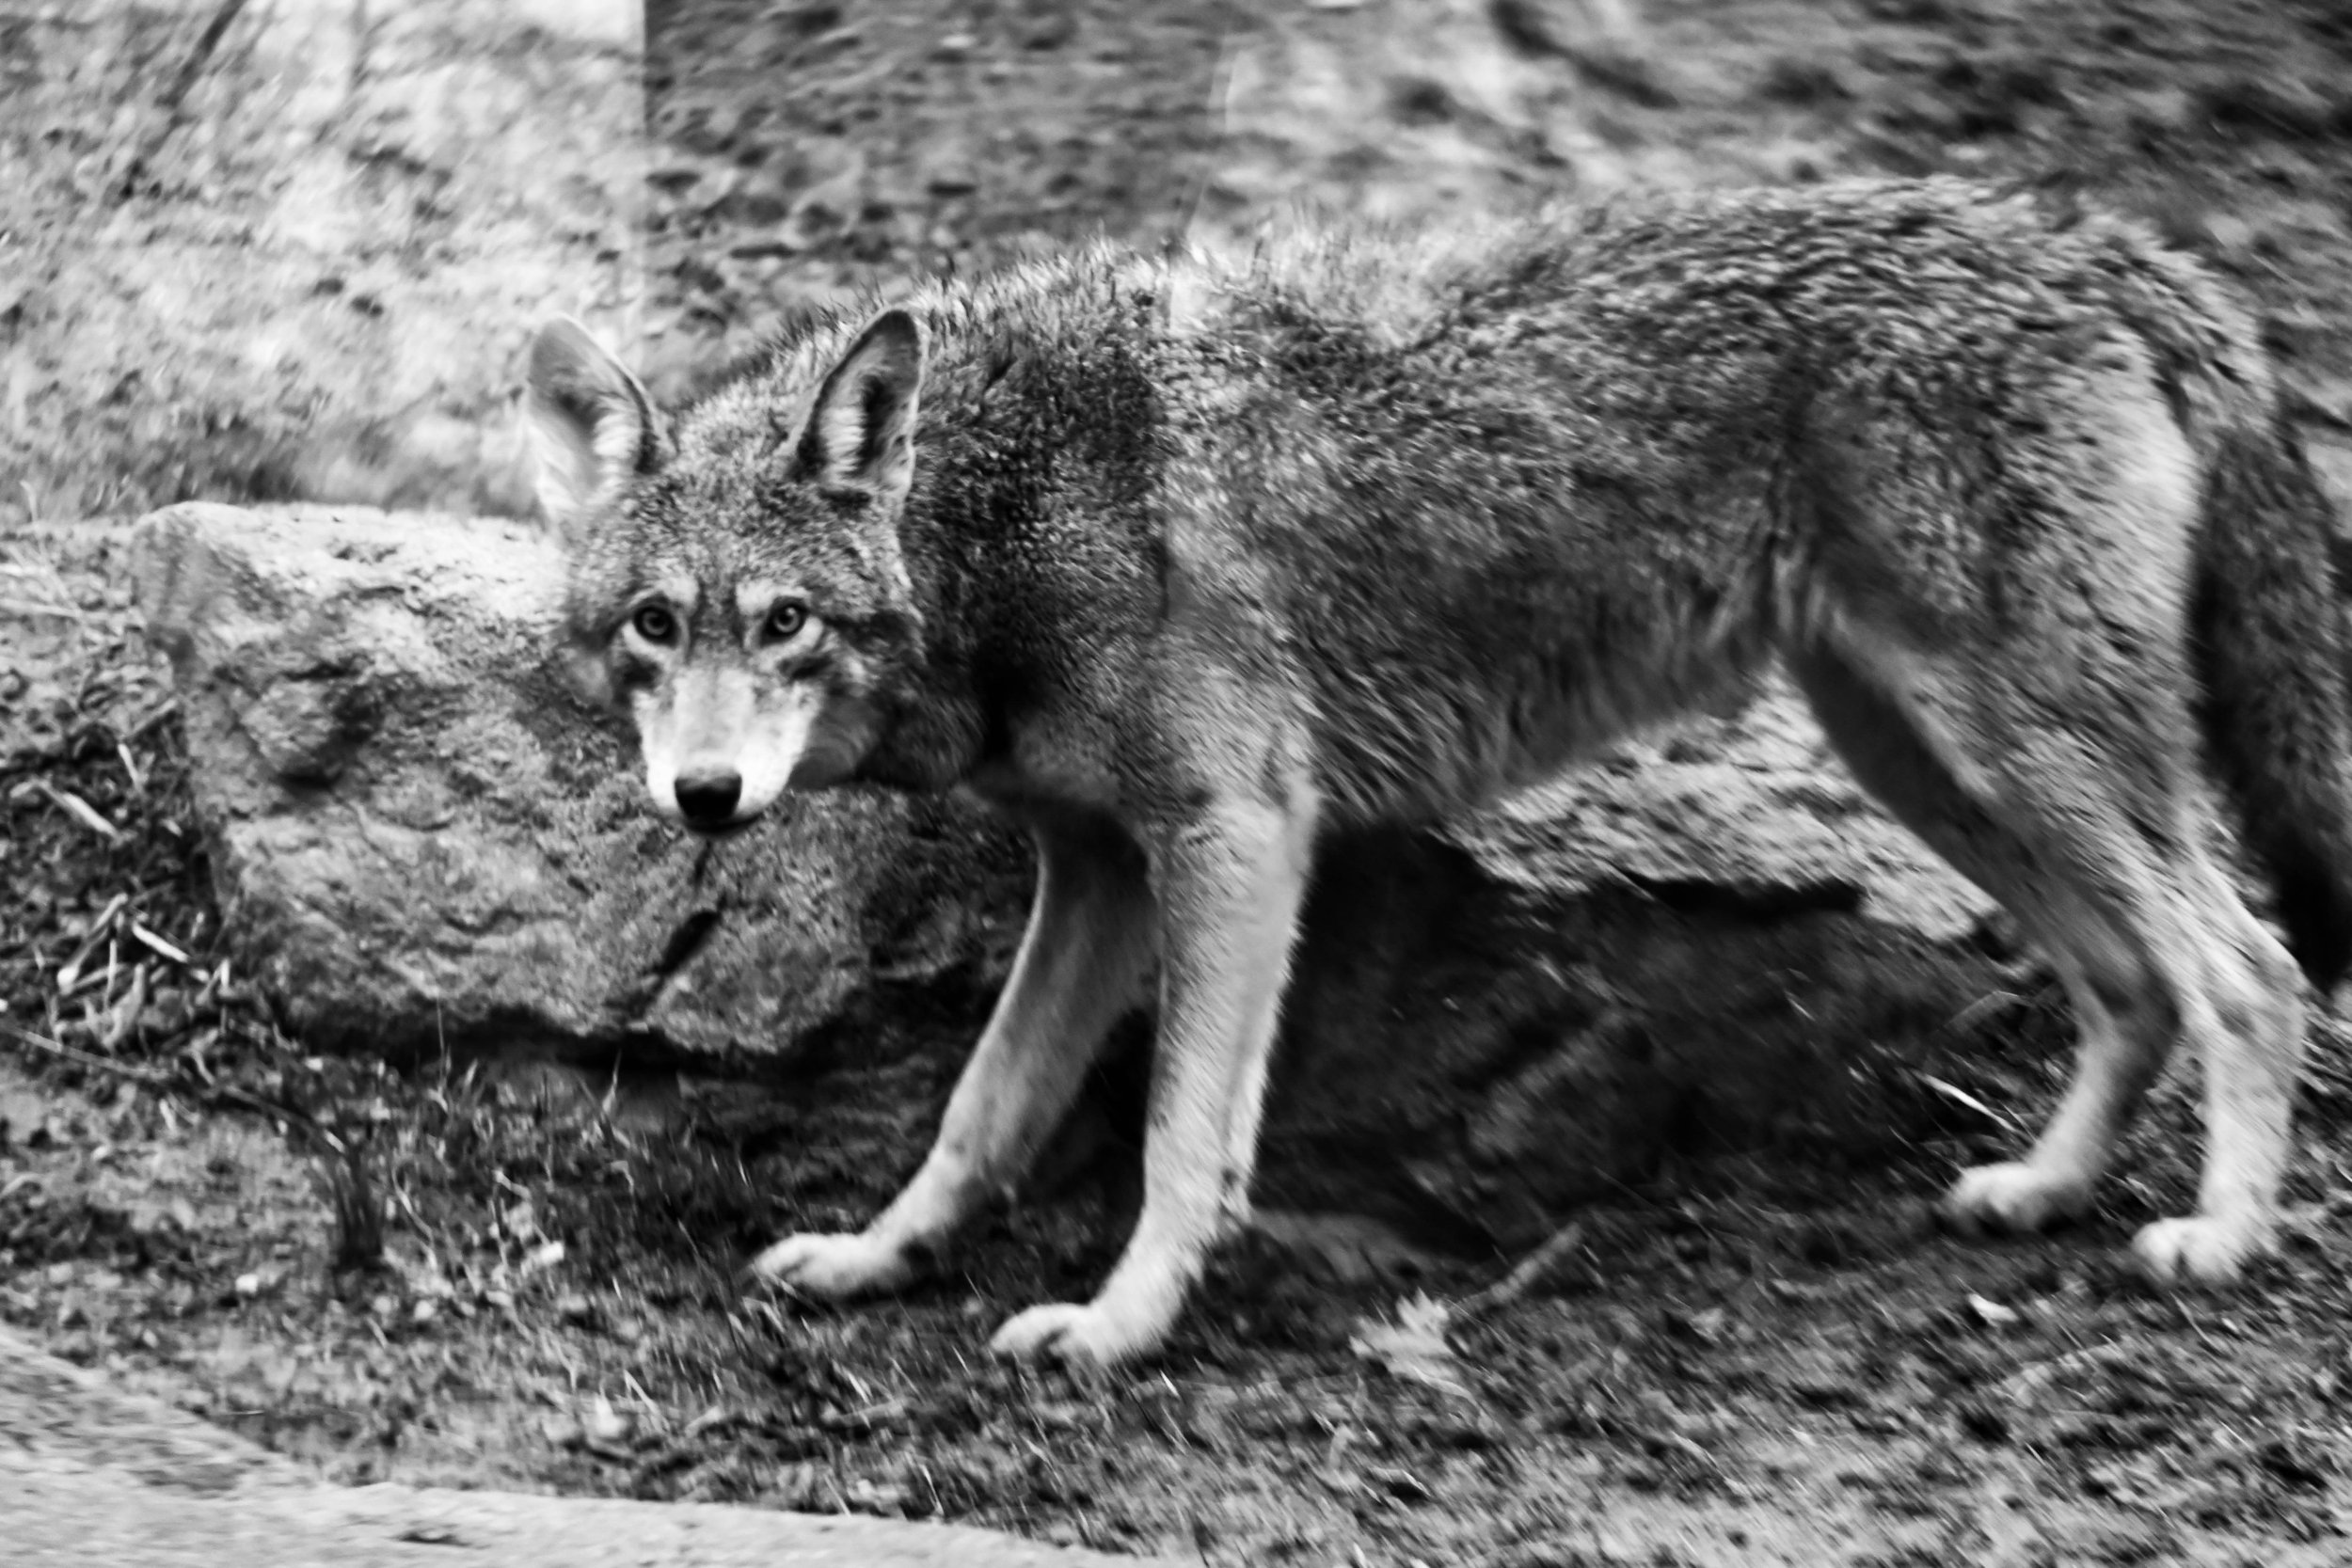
523,311,929,835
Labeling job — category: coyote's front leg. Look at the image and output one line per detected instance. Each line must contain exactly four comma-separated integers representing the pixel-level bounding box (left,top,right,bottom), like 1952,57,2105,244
989,790,1317,1369
753,818,1156,1297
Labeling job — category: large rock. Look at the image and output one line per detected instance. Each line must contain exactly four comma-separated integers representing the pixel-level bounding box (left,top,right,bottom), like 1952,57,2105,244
137,501,2026,1248
133,503,1031,1067
1253,823,2011,1250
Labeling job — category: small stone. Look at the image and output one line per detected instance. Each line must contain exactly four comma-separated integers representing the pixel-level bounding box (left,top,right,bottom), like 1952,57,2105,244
1966,1293,2021,1328
844,1478,906,1515
584,1395,632,1446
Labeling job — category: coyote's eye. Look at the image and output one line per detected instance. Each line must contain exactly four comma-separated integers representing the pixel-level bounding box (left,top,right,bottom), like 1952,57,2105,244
765,601,808,641
630,604,678,644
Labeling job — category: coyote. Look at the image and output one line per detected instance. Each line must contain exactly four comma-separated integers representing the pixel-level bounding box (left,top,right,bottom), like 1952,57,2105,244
525,177,2352,1369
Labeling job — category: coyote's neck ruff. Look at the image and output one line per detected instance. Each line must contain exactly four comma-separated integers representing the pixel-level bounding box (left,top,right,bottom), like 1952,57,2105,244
527,176,2352,1369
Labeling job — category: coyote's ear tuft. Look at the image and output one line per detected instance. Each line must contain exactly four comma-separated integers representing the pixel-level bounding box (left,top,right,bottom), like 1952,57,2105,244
798,309,926,509
524,317,660,543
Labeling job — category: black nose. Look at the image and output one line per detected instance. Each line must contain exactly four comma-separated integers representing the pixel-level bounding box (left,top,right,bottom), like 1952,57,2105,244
673,769,742,829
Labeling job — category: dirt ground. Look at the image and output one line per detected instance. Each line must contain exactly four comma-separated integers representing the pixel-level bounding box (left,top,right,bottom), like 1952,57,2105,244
11,0,2352,1563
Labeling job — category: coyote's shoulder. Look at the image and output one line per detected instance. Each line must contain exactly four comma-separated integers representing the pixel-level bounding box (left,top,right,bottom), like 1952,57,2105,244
526,176,2352,1369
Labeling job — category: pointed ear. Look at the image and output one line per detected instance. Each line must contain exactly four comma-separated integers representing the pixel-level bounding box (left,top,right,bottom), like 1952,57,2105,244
797,309,925,508
523,317,660,541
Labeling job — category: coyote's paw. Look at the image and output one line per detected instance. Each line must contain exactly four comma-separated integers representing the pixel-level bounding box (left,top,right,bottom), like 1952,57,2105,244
750,1231,914,1300
2132,1215,2267,1286
1940,1162,2092,1236
989,1300,1161,1371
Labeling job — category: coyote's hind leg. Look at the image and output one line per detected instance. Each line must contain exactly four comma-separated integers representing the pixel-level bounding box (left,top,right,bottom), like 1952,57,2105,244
1791,632,2302,1280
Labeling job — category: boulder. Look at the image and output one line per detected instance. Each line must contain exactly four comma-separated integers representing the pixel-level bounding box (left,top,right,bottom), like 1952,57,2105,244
132,503,1031,1068
136,501,2024,1250
1253,822,2016,1252
1249,687,2009,1246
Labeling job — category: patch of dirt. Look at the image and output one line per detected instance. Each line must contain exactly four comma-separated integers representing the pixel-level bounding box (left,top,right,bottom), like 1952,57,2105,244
10,0,2352,1563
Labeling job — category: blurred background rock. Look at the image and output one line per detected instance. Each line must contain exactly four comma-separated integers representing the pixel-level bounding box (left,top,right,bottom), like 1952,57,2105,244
1,0,643,523
10,0,2349,520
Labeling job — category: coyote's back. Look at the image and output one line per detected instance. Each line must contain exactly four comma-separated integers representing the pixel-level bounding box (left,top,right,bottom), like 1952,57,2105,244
1154,185,2337,850
526,177,2352,1369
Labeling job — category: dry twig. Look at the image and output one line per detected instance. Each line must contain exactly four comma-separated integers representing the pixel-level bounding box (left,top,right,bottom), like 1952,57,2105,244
1459,1220,1588,1315
1,1019,338,1149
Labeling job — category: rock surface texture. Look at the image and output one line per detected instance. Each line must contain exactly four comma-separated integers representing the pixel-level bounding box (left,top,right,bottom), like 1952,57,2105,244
0,1323,1172,1568
138,501,2026,1249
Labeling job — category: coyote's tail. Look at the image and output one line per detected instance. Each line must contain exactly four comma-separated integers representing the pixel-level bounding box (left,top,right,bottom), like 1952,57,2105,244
2193,420,2352,992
